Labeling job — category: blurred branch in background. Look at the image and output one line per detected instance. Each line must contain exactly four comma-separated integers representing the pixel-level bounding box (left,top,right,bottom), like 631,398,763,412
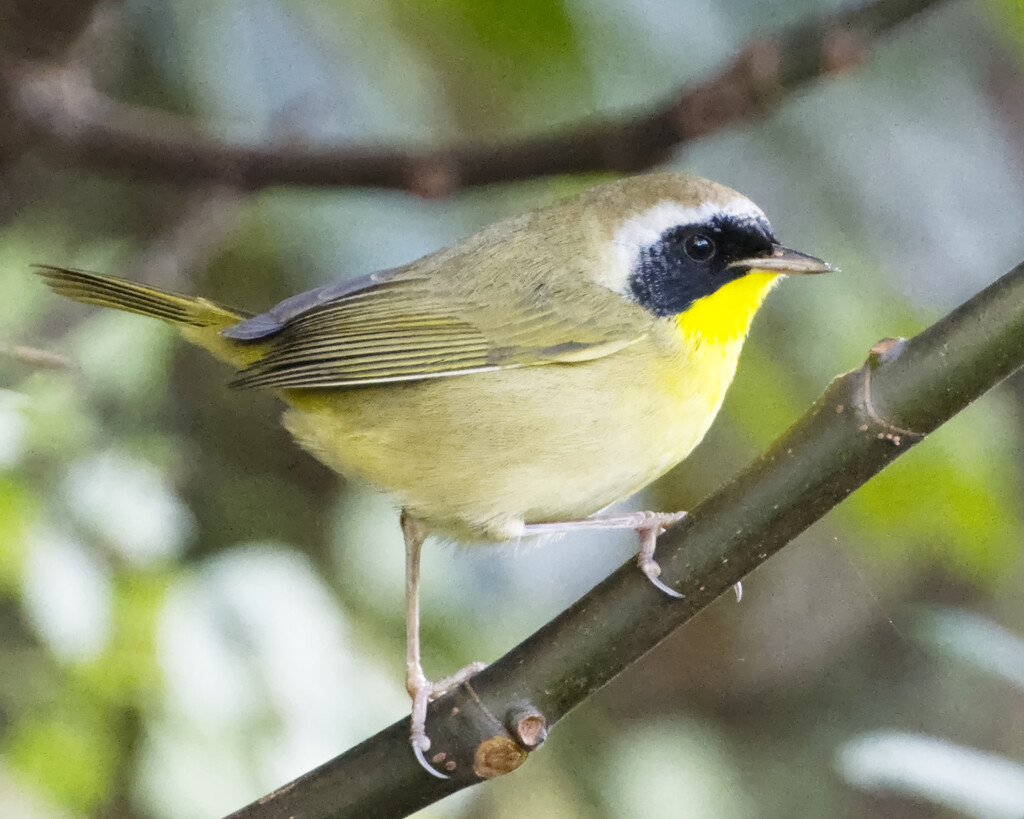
986,48,1024,164
226,254,1024,817
2,0,949,196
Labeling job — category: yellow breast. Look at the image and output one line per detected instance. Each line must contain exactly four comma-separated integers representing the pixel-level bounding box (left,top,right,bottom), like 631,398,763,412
675,271,780,344
644,271,780,415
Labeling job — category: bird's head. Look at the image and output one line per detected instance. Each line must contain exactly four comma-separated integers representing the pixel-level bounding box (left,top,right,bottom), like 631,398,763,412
590,174,832,343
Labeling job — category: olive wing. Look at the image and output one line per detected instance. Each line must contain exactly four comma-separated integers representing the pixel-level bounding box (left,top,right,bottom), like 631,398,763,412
224,270,642,390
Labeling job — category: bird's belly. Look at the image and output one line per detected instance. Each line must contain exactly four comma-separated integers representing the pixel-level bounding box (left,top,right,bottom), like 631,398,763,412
281,339,741,542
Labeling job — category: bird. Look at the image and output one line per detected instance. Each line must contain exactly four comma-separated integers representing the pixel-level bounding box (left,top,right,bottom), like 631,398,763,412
37,172,831,776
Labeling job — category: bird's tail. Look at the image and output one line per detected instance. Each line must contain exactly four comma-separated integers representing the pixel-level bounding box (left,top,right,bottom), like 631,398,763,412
36,266,261,367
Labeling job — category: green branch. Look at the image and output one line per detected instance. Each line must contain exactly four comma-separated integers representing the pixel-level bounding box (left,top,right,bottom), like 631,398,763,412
221,260,1024,818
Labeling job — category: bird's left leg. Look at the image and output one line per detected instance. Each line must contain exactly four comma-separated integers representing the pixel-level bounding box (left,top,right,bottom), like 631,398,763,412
401,511,487,779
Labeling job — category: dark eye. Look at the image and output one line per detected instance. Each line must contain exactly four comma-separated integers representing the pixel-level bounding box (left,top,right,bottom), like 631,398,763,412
684,234,716,262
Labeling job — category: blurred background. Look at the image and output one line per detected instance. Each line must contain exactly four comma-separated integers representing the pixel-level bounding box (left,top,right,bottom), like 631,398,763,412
2,0,1024,816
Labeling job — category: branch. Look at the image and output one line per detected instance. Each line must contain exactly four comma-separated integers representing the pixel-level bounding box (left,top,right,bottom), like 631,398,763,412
223,258,1024,819
10,0,949,197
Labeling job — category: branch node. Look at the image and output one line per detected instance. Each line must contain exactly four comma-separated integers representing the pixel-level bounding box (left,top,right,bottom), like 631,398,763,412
743,37,786,92
505,705,548,749
858,337,925,442
821,28,868,74
408,156,459,199
867,336,910,371
473,735,529,779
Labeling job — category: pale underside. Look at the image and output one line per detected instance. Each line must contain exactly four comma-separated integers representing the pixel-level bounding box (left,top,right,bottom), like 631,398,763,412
281,328,744,541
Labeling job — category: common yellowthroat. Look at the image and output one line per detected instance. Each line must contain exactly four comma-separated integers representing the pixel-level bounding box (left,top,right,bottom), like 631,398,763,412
39,172,831,776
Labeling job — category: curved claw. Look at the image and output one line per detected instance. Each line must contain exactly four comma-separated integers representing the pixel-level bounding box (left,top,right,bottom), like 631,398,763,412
410,686,449,779
643,569,685,599
636,522,685,600
412,739,449,779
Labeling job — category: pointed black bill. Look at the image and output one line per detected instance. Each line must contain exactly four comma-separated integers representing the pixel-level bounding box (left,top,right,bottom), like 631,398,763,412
730,244,834,275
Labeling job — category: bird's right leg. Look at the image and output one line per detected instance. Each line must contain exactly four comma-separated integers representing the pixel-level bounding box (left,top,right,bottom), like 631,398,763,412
523,511,688,597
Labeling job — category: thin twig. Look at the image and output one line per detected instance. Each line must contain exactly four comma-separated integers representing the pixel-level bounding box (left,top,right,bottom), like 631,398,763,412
0,342,76,371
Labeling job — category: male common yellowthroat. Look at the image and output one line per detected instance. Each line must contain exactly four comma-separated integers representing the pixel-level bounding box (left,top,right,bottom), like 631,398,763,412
39,172,830,776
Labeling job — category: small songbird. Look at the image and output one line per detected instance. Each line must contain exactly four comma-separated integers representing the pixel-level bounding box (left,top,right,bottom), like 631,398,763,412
38,172,831,776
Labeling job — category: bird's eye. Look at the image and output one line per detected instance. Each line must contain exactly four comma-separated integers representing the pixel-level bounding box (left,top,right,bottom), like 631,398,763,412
684,234,716,263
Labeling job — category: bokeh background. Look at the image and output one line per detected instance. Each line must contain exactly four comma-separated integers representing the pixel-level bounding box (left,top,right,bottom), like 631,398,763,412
3,0,1024,817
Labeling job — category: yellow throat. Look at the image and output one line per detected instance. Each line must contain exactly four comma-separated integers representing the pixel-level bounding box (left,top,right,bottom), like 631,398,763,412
674,271,780,343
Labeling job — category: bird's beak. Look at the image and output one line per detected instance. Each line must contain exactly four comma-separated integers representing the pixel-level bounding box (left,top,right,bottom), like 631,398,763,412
730,244,834,275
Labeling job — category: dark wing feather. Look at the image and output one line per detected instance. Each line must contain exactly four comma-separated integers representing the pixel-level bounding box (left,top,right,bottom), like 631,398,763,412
226,270,642,390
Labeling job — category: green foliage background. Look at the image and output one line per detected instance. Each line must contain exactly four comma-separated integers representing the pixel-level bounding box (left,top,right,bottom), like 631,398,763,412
3,0,1024,817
